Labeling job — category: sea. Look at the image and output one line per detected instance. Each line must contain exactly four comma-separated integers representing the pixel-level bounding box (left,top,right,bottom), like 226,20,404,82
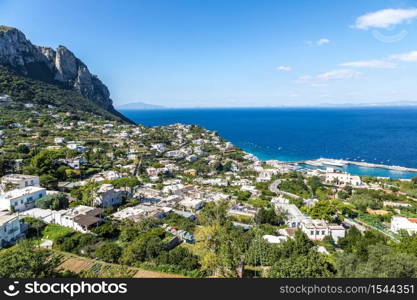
120,107,417,179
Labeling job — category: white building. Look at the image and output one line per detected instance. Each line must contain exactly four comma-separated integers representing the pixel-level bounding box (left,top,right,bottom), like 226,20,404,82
111,204,170,222
300,219,346,242
21,206,104,233
165,150,186,159
67,144,86,153
54,137,65,144
391,216,417,235
240,185,261,196
0,211,24,248
179,199,204,211
1,174,40,190
263,235,288,244
272,197,306,228
257,169,281,182
90,171,121,182
325,172,362,187
58,157,86,170
93,184,125,207
186,155,198,162
53,206,104,233
228,203,258,218
151,143,166,153
0,186,46,212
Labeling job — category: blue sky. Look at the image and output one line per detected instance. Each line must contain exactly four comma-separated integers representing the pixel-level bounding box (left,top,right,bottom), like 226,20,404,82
2,0,417,107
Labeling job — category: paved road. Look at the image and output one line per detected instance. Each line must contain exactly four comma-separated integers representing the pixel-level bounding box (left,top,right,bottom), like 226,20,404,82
269,179,302,199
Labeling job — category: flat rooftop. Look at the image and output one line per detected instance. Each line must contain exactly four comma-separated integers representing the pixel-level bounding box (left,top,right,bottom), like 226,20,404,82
2,174,38,183
2,174,38,180
0,186,45,200
0,211,18,225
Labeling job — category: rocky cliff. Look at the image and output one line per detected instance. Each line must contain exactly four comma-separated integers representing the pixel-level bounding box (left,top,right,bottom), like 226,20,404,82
0,25,115,111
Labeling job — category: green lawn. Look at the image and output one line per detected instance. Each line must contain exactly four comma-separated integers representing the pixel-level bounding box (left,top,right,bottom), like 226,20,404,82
42,224,75,241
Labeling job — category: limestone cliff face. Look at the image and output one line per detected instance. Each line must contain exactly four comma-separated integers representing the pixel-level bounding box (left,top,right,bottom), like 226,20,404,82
0,26,114,110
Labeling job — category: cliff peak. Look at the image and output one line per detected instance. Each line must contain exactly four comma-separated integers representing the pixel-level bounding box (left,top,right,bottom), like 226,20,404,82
0,25,116,112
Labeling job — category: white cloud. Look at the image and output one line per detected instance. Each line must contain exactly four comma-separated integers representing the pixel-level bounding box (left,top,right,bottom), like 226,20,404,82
277,65,292,72
316,69,362,80
298,69,362,83
354,8,417,30
307,38,330,46
339,50,417,70
317,38,330,45
389,50,417,62
340,59,397,69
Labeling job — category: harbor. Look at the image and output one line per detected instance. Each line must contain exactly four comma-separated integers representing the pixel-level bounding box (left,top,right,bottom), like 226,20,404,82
294,158,417,179
301,158,417,173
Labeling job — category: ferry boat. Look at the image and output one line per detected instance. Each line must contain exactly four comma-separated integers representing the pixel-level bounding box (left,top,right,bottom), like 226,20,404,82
318,158,346,167
305,160,324,167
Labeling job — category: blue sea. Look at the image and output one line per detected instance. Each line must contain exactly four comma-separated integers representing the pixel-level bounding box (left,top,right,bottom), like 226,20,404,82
120,107,417,179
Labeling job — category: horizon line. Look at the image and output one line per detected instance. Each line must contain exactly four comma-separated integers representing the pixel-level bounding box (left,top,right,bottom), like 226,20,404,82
116,104,417,110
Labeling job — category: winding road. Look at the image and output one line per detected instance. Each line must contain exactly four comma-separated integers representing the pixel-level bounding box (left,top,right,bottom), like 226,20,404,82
269,179,302,199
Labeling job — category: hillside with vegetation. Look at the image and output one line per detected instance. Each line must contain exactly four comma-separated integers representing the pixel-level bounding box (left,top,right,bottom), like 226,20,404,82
0,66,130,123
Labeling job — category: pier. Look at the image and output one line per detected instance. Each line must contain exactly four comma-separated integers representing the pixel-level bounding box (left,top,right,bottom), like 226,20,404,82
286,158,417,173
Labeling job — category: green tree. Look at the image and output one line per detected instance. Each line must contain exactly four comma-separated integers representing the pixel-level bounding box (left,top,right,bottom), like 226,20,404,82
235,190,251,201
92,222,120,239
95,242,122,263
157,247,200,271
394,232,417,257
120,229,166,265
110,176,140,194
307,176,324,195
35,192,69,210
0,240,62,278
268,251,335,278
336,245,417,278
254,207,286,226
198,201,229,226
307,200,338,222
40,174,58,190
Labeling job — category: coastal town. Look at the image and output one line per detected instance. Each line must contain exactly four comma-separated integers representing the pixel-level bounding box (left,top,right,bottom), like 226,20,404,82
1,23,417,279
1,92,417,278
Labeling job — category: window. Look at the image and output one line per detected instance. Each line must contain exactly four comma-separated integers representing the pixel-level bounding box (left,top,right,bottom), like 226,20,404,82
316,231,319,235
38,194,43,199
27,197,33,203
310,231,314,235
322,231,326,235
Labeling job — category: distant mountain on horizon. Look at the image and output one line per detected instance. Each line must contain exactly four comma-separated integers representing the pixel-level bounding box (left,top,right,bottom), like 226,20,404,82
317,101,417,108
116,102,166,110
117,101,417,110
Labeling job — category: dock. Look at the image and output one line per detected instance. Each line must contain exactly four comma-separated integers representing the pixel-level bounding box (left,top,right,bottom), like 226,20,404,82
287,158,417,173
